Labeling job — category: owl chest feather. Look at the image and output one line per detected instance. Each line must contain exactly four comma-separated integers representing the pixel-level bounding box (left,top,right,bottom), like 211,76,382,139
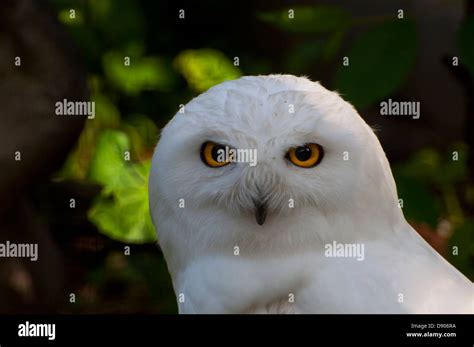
247,299,300,314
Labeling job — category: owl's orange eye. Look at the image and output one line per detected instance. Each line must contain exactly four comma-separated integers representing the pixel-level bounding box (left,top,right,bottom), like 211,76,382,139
287,143,323,168
200,142,231,167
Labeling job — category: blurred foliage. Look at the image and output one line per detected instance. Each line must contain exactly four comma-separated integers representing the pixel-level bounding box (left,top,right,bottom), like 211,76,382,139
174,49,241,92
287,40,325,74
70,251,176,313
334,20,417,108
88,0,145,48
52,0,242,244
103,52,176,95
58,8,84,24
458,15,474,76
257,5,351,34
48,0,473,308
394,148,452,227
259,7,416,109
260,5,350,76
88,131,155,244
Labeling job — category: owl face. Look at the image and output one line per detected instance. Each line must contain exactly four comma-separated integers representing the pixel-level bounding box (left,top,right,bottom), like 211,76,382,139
150,75,397,234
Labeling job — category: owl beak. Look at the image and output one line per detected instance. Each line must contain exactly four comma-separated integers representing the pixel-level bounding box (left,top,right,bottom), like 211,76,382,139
254,201,267,226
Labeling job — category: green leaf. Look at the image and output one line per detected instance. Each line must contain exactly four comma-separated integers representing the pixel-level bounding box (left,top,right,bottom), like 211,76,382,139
89,162,156,244
334,20,417,109
286,41,324,73
458,15,474,76
103,52,176,95
174,49,242,92
88,130,131,191
257,5,351,34
286,31,345,74
88,130,156,243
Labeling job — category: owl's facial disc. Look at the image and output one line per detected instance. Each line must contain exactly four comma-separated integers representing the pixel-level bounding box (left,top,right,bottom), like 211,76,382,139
199,140,326,226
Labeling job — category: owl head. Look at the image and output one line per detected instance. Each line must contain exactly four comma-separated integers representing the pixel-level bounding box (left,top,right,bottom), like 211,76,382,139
149,75,402,266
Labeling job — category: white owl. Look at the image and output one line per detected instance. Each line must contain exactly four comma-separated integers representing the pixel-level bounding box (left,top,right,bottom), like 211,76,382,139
148,74,473,313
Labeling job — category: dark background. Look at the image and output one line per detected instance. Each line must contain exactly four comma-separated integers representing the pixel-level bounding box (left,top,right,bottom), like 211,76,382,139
0,0,472,313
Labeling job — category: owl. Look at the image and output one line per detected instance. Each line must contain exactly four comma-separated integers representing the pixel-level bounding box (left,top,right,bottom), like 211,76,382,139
149,75,472,313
